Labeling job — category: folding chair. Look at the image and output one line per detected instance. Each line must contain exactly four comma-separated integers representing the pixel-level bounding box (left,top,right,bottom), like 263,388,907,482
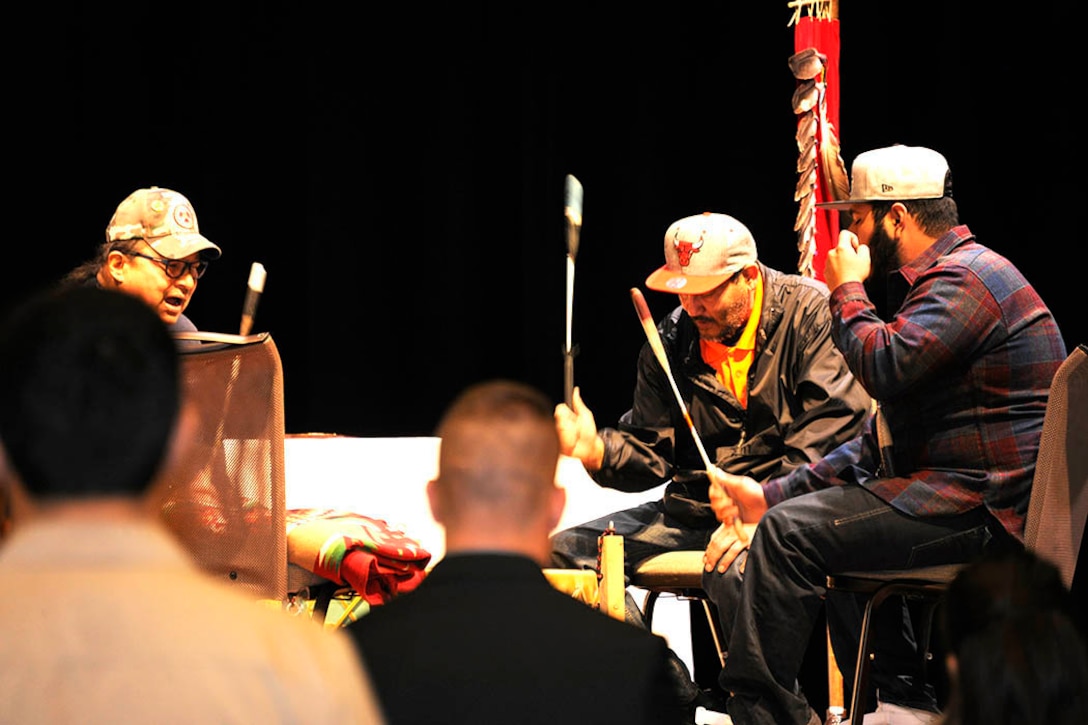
147,331,288,602
826,343,1088,722
630,550,728,671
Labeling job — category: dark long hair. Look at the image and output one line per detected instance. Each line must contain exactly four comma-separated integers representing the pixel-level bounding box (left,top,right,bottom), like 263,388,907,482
59,239,143,289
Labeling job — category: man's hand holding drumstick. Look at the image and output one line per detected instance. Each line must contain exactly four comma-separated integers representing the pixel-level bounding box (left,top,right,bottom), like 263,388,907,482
705,468,766,573
554,386,605,472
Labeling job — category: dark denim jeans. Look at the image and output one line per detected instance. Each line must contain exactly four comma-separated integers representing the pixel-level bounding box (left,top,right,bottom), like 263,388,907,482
701,484,1012,725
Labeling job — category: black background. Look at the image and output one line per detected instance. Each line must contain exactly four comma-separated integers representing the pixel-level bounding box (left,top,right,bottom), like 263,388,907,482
7,2,1080,438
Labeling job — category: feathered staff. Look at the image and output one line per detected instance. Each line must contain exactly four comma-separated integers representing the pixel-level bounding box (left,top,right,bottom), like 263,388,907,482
788,0,848,282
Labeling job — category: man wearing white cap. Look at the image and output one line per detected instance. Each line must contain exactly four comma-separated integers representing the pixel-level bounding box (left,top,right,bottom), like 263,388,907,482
551,211,871,714
707,146,1067,724
62,186,222,332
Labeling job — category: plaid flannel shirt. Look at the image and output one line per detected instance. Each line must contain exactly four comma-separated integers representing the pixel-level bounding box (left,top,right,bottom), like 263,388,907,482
764,225,1066,540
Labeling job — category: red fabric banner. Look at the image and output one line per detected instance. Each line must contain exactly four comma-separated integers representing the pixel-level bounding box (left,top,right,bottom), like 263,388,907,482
794,16,841,282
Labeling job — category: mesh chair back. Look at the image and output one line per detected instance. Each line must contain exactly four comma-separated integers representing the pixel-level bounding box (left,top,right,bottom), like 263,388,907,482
147,333,287,600
1024,343,1088,589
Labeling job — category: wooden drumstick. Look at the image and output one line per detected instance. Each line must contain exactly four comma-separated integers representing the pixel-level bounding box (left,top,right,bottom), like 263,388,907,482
630,287,749,544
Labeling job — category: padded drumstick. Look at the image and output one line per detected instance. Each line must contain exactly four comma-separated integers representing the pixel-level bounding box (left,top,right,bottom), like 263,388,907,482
239,262,266,336
563,174,583,408
630,287,749,543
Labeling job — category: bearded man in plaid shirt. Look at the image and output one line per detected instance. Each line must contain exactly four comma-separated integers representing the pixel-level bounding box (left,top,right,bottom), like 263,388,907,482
705,145,1068,725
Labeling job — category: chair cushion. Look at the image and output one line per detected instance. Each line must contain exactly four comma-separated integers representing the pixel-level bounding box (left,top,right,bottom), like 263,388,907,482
826,564,964,595
631,550,707,589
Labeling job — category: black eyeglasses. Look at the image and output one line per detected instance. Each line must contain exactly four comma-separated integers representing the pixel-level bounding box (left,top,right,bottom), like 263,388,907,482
127,251,210,280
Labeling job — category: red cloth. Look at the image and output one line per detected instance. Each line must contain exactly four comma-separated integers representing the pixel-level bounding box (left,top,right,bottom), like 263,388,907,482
795,15,841,282
286,508,431,606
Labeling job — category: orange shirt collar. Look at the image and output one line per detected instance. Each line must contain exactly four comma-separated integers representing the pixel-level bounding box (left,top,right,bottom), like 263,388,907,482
699,270,763,406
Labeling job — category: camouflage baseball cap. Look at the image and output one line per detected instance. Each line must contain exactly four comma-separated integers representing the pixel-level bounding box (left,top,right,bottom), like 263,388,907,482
105,187,222,260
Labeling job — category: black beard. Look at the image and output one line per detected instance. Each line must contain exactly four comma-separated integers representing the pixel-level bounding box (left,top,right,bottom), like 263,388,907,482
868,223,901,282
864,223,903,321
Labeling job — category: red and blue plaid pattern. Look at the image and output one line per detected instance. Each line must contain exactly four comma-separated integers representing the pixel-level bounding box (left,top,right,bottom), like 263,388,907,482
765,225,1066,541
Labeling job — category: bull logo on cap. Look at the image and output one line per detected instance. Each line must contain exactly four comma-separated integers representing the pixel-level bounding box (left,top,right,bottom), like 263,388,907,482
672,231,704,268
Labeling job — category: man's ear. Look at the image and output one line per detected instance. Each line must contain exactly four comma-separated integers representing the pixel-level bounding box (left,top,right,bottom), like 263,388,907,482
0,442,36,525
545,484,566,532
426,478,444,524
890,202,910,230
738,264,760,292
104,250,128,283
0,440,16,490
944,651,959,683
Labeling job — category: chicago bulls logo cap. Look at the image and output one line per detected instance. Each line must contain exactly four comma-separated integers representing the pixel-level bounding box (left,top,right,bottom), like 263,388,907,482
645,212,758,295
105,187,222,260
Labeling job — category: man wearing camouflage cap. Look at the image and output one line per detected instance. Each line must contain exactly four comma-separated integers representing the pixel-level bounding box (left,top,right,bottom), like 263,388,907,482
550,211,871,715
62,186,222,332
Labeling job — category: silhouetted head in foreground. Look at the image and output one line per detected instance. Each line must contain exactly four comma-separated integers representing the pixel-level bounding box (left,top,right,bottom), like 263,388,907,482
939,548,1088,725
428,379,565,565
0,286,180,501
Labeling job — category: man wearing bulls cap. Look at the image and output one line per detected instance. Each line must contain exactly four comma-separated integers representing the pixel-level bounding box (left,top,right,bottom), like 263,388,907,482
551,211,871,715
62,186,222,333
